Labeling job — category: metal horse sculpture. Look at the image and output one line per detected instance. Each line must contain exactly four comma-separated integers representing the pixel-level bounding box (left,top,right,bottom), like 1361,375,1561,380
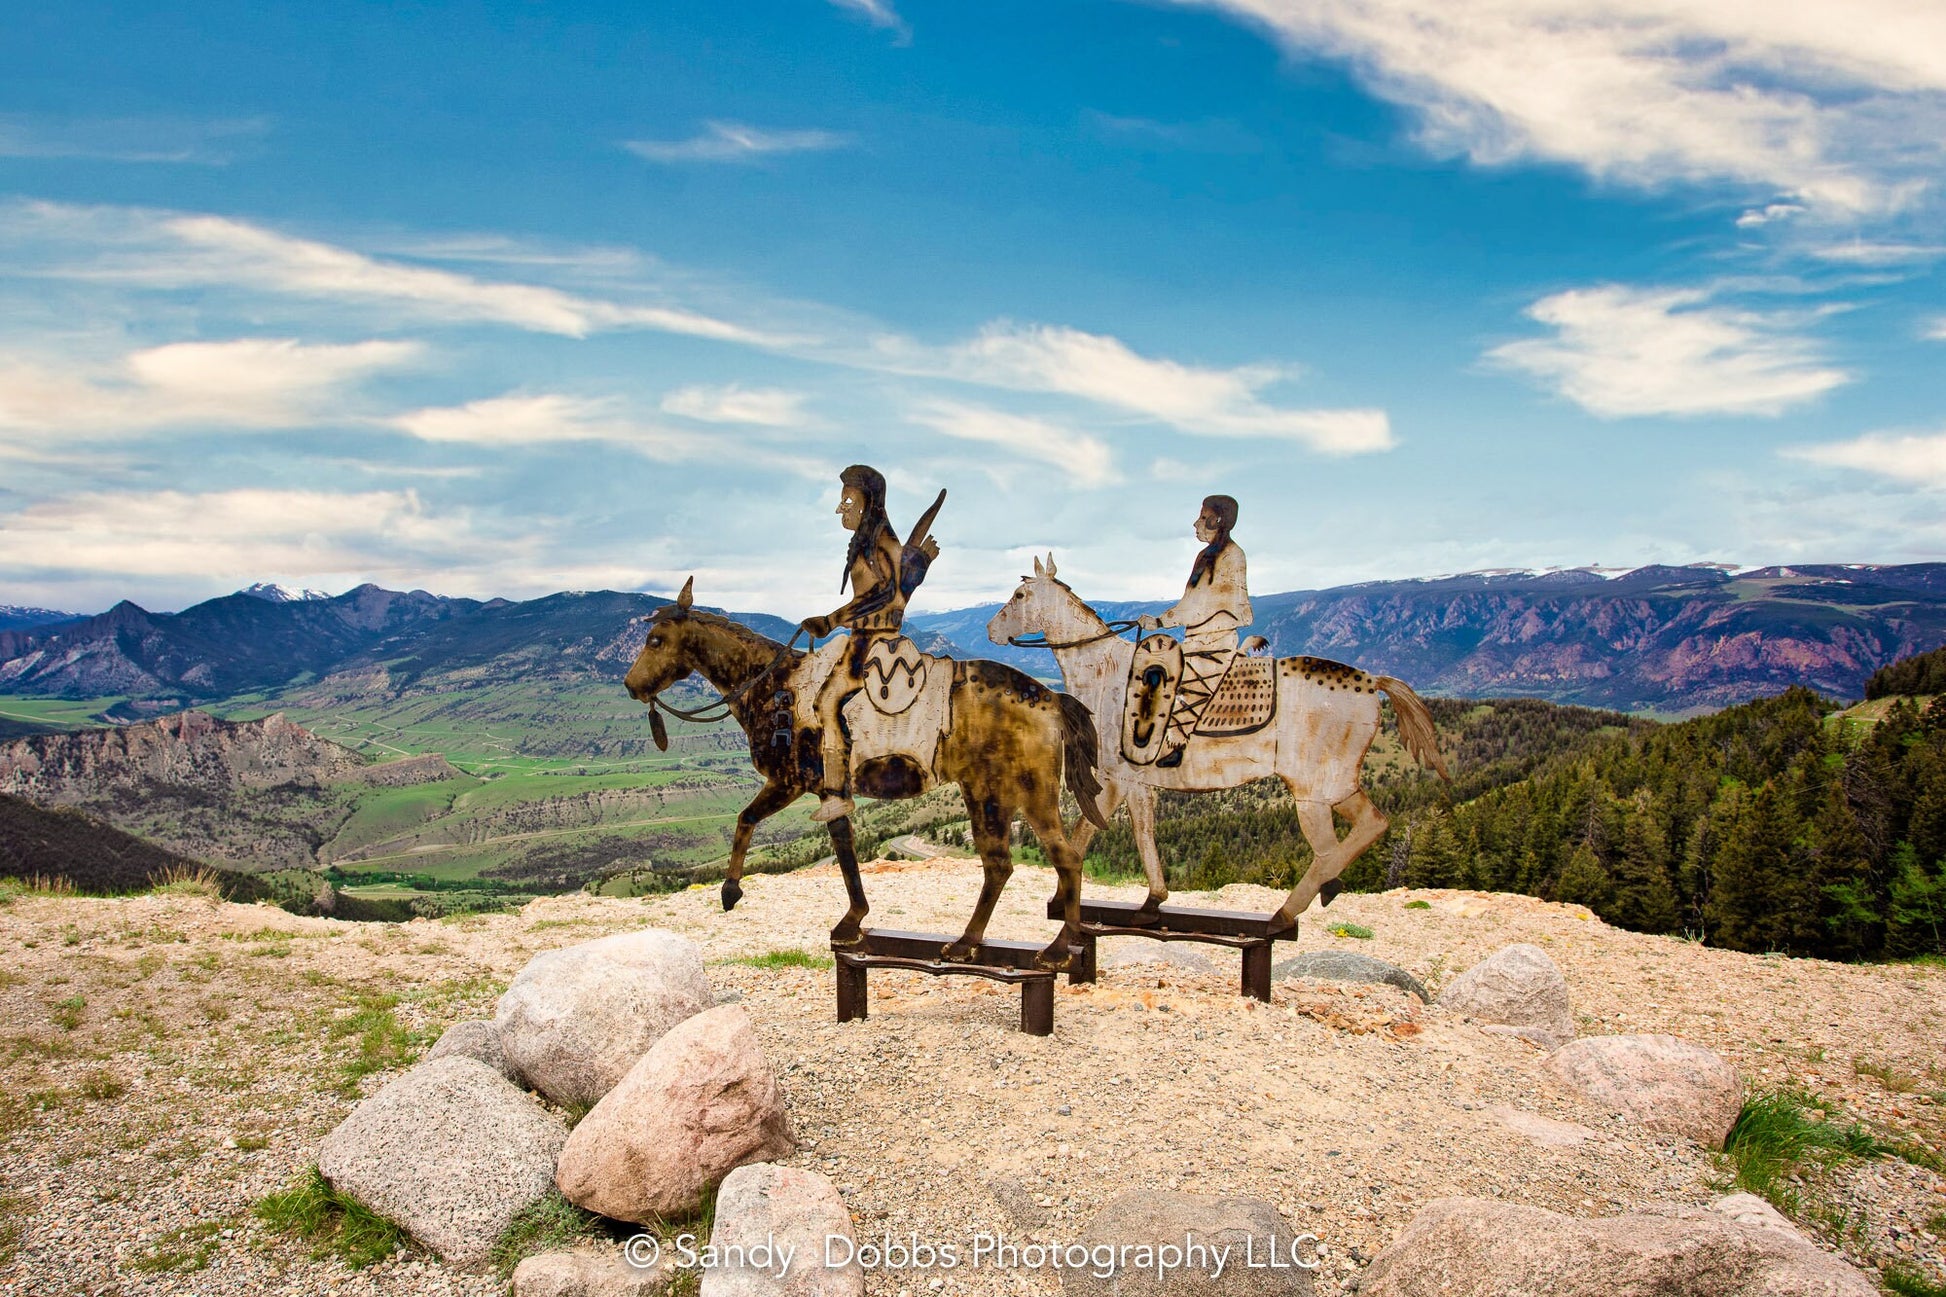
987,557,1449,927
624,579,1110,970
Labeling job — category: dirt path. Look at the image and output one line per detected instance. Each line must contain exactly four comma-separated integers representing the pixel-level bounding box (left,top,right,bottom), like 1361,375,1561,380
1,861,1940,1295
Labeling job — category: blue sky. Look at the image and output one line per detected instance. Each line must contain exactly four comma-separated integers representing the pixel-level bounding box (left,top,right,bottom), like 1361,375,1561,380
2,0,1943,617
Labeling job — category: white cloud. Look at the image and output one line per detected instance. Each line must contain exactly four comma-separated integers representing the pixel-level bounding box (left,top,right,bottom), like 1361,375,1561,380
623,122,854,164
1736,203,1807,229
0,488,467,581
1488,284,1851,417
1925,317,1946,341
909,400,1118,487
0,338,420,435
1174,0,1946,213
1784,429,1946,486
938,322,1392,453
828,0,910,41
660,384,808,427
4,201,779,343
390,392,713,460
0,113,269,165
1810,241,1946,265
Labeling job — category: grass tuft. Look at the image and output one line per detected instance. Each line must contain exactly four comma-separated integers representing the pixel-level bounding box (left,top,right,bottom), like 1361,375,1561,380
328,993,420,1097
0,1192,25,1265
1327,921,1375,940
1884,1264,1946,1297
725,948,833,970
50,995,85,1031
132,1219,230,1273
1403,899,1431,910
253,1166,411,1268
488,1188,606,1278
150,865,225,900
1721,1089,1886,1213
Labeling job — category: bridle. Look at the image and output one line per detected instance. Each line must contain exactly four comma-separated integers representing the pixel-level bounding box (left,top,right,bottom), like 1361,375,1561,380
641,624,804,726
1005,619,1142,651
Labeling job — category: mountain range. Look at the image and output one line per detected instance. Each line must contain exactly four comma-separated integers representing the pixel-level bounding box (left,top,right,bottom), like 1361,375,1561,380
1,563,1943,715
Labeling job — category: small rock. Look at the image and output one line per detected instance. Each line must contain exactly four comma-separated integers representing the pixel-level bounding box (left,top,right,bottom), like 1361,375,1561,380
700,1164,861,1297
495,928,714,1108
1543,1034,1742,1146
1272,951,1429,1002
1063,1190,1313,1297
1436,944,1574,1042
1356,1195,1875,1296
985,1177,1044,1229
317,1057,567,1266
426,1018,518,1083
556,1005,795,1224
513,1249,671,1296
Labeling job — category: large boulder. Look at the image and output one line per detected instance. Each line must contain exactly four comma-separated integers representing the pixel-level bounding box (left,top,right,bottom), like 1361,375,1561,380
426,1018,518,1083
1357,1195,1875,1296
1062,1190,1314,1297
495,929,714,1108
556,1005,795,1224
1543,1033,1742,1146
1273,950,1429,1002
512,1250,671,1297
317,1056,567,1266
1436,943,1573,1046
700,1164,861,1297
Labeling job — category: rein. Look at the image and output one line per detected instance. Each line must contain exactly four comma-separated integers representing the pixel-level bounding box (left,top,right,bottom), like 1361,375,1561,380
648,627,804,725
1006,618,1142,651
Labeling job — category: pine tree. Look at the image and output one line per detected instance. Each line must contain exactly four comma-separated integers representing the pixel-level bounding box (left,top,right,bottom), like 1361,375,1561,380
1605,801,1678,932
1809,782,1879,959
1885,843,1946,957
1556,841,1612,911
1706,784,1812,953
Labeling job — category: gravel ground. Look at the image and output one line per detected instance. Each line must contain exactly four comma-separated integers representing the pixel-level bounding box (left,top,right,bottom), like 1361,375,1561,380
1,861,1941,1295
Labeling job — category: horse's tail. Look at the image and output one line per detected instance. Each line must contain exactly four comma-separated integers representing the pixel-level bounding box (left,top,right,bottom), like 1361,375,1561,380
1374,676,1450,783
1058,692,1111,830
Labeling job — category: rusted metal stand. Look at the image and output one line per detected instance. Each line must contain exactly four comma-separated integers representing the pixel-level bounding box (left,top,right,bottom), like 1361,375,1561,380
1049,898,1296,1002
832,928,1064,1036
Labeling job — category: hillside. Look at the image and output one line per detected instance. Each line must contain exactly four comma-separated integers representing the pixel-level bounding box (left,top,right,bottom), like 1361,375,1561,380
0,793,243,896
1,873,1938,1293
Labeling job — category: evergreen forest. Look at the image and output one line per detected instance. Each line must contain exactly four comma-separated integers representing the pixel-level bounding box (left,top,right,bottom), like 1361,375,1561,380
1082,648,1946,960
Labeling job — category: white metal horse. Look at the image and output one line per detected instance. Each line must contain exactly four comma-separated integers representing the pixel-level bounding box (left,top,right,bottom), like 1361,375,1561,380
987,556,1449,926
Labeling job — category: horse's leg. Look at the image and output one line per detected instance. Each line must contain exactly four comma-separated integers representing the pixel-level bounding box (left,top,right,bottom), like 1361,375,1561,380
943,791,1012,962
826,814,871,948
1125,782,1168,920
1021,781,1082,972
722,779,797,912
1273,789,1387,927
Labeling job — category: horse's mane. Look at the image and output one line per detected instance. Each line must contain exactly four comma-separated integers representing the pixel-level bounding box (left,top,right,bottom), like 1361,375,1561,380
661,605,803,660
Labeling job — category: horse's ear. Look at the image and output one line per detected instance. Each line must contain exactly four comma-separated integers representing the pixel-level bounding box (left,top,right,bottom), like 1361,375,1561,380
1033,556,1044,578
676,577,693,611
1046,553,1057,578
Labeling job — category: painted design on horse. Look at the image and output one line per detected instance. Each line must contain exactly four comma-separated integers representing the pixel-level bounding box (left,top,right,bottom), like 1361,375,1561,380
987,556,1449,927
624,578,1109,970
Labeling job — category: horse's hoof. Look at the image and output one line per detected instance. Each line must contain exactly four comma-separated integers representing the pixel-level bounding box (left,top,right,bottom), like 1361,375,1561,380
1319,880,1342,907
830,924,864,949
721,878,744,912
1127,899,1165,927
940,941,978,963
1034,944,1076,972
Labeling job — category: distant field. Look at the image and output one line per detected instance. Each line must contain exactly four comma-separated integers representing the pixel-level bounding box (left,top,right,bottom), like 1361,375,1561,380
0,695,128,727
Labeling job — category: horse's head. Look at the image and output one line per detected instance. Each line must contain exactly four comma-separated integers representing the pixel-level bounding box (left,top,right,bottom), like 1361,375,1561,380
988,553,1089,645
625,577,699,702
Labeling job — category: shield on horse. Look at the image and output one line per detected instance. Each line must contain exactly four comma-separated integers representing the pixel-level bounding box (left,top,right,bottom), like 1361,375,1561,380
1120,632,1184,766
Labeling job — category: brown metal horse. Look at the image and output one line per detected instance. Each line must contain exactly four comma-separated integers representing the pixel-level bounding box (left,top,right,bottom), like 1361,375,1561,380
622,579,1109,970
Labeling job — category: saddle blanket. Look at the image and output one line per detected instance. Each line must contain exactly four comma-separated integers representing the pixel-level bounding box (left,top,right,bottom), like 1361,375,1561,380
1196,656,1277,736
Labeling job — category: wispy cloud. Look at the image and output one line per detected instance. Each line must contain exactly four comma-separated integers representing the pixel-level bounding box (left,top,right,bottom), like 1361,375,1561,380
936,322,1393,453
3,200,783,343
1810,241,1946,266
0,113,270,165
0,487,468,581
623,122,854,164
909,400,1117,487
660,384,808,427
1924,317,1946,341
390,393,713,461
1785,428,1946,486
828,0,910,42
1736,203,1807,229
0,338,420,435
1488,285,1851,418
1083,111,1258,154
1173,0,1946,214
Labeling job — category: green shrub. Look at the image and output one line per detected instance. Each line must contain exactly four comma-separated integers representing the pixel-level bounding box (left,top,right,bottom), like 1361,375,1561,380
1327,921,1374,940
253,1167,410,1268
1403,900,1431,910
